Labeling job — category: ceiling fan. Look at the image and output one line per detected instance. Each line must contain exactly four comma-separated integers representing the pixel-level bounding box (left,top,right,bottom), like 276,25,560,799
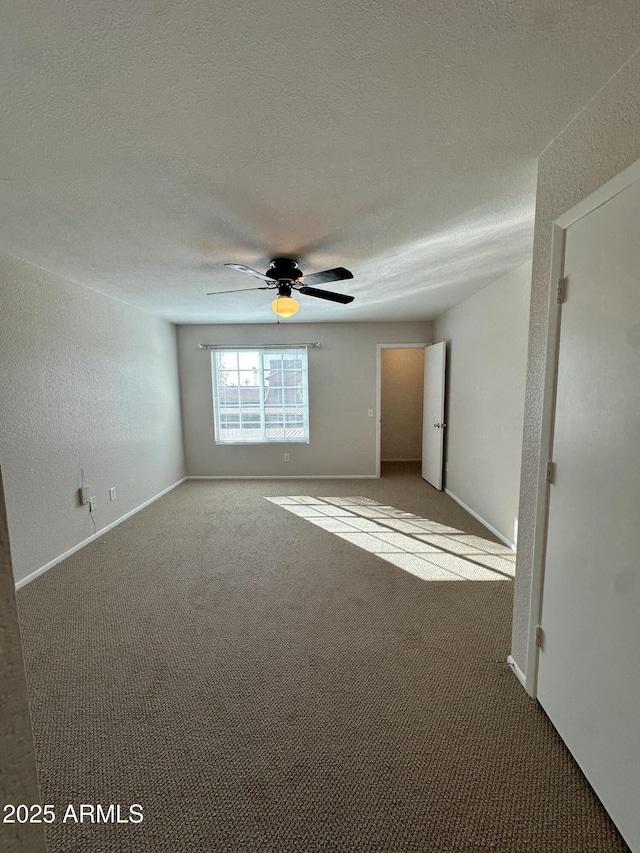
207,257,355,318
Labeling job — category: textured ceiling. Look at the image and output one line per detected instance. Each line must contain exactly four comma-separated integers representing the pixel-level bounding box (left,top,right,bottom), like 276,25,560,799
2,1,640,324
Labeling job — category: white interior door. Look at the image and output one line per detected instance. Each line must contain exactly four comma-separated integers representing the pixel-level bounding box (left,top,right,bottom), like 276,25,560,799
537,177,640,850
421,342,446,489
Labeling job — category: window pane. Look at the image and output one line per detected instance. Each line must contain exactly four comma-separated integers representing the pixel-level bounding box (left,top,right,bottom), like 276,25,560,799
216,352,239,371
236,351,261,371
213,347,308,444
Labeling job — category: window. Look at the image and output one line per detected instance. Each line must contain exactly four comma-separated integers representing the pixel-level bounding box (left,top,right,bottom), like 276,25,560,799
212,348,309,444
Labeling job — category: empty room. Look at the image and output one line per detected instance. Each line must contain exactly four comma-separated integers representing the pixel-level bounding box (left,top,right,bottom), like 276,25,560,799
2,3,640,852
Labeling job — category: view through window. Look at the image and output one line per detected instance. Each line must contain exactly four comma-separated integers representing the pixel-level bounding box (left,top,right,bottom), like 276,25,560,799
212,348,309,443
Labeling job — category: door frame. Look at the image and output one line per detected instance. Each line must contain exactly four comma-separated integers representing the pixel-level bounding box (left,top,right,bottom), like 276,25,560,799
524,156,640,699
375,342,430,478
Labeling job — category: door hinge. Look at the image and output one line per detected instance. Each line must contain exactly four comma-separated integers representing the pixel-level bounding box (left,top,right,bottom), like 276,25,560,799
545,460,555,484
556,277,566,304
535,625,544,648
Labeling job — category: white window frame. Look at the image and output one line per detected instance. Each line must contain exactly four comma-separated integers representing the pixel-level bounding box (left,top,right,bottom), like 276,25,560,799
211,347,310,445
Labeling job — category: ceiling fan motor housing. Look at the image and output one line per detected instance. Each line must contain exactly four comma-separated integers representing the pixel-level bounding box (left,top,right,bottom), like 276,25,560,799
268,258,302,281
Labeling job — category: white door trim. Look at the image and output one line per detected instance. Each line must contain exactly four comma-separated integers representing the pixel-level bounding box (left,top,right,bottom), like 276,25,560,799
526,156,640,698
375,343,430,478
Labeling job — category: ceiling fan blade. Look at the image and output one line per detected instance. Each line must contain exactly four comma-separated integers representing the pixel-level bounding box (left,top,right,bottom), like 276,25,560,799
224,263,278,283
298,286,354,304
207,286,272,295
301,267,353,286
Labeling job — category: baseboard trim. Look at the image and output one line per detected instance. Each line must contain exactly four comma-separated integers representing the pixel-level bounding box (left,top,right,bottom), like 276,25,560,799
444,489,516,551
380,458,421,462
15,477,187,590
507,654,527,689
187,475,378,480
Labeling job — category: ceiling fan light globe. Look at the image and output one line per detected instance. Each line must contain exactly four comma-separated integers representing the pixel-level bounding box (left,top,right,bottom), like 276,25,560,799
271,295,299,318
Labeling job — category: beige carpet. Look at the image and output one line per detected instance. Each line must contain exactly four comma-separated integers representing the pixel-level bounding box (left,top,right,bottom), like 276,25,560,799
17,465,629,852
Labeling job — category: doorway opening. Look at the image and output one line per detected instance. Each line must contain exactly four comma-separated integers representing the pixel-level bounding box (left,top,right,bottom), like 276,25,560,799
375,343,428,479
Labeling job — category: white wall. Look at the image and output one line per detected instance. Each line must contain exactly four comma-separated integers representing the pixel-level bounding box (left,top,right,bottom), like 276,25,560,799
434,262,531,545
512,48,640,676
381,348,424,461
0,468,47,852
0,252,185,584
178,322,431,477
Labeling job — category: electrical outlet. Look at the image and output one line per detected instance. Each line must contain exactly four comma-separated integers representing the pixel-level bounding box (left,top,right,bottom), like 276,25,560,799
79,486,90,505
89,496,97,512
284,453,290,462
367,408,374,417
109,487,116,501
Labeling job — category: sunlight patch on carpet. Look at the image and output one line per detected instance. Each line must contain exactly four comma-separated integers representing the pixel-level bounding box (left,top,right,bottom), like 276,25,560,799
266,497,515,582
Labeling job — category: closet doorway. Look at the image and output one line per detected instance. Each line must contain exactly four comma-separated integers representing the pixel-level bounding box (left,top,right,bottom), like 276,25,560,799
376,343,427,477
